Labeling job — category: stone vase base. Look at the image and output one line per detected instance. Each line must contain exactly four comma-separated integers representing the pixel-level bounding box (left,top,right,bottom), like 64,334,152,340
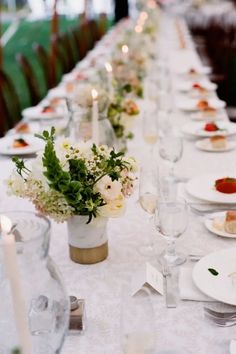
69,241,108,264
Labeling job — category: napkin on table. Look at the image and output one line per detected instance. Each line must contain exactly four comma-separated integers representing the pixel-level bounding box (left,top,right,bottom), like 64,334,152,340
179,267,214,302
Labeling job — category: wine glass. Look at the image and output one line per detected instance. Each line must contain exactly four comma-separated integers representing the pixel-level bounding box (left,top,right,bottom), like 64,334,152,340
138,164,158,257
155,199,188,266
121,288,156,354
159,135,183,179
142,107,159,154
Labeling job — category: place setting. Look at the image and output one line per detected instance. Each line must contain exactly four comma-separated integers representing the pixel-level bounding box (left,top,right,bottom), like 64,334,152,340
2,1,236,354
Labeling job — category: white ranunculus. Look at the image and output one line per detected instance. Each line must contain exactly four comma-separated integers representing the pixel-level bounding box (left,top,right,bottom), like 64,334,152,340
95,175,122,201
30,154,48,188
7,172,26,196
98,194,126,218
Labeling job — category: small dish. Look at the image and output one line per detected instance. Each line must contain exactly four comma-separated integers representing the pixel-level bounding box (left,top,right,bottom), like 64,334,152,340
204,211,236,238
195,139,236,152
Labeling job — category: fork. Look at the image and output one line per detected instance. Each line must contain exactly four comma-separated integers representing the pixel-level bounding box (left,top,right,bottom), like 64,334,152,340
162,263,176,309
205,315,236,327
204,307,236,319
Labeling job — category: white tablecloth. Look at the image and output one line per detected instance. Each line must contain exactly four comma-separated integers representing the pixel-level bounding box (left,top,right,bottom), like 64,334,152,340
1,16,236,354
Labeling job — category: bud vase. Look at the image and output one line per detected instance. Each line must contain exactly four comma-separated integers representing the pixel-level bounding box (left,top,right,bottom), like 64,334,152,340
67,216,108,264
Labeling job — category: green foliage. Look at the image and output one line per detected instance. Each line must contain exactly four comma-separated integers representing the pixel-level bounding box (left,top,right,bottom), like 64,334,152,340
13,128,128,223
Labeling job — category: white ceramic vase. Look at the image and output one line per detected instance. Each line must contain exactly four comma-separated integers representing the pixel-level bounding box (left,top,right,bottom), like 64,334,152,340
67,215,108,264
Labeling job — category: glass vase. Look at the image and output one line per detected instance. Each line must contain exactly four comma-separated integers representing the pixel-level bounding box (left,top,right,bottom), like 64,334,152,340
0,211,69,354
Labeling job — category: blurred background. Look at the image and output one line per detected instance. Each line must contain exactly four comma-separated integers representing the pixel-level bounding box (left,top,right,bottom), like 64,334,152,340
1,0,236,126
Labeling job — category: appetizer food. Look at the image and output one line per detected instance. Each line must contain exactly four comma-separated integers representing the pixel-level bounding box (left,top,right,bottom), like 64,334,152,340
215,177,236,194
224,211,236,234
15,122,30,134
204,122,220,132
41,106,55,114
192,83,207,93
12,138,29,148
188,68,198,77
202,107,217,117
197,100,209,110
210,135,227,149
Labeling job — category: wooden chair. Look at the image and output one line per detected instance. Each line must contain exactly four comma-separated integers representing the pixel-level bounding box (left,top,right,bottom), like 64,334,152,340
59,32,77,71
71,26,88,60
88,19,101,43
98,13,108,38
33,43,55,90
50,35,71,74
16,54,42,106
0,69,22,136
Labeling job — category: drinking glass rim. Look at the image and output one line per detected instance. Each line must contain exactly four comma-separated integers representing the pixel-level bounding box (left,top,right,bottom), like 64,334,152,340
0,210,51,244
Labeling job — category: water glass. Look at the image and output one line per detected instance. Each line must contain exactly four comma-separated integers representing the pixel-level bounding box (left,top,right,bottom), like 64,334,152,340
159,135,183,179
121,288,156,354
155,199,188,266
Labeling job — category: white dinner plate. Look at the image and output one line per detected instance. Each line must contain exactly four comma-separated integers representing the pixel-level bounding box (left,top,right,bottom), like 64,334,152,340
177,98,226,112
190,110,227,121
0,134,44,155
186,174,236,204
204,212,236,238
22,106,65,120
182,121,236,138
176,81,217,92
192,248,236,305
175,66,211,76
195,138,236,152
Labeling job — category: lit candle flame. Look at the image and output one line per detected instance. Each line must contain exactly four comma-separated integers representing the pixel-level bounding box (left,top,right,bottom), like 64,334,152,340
0,215,12,234
140,11,148,21
121,45,129,55
91,89,98,100
135,25,143,33
105,62,113,73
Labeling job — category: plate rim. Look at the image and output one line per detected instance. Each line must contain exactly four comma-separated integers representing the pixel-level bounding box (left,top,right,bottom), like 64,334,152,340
0,134,43,155
204,211,236,238
192,247,236,305
195,139,236,152
22,106,64,120
186,173,236,204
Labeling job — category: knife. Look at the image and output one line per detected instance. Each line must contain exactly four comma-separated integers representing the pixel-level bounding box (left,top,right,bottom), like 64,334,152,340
162,265,177,308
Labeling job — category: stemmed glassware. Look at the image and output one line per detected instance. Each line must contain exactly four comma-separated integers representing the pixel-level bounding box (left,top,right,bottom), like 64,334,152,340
159,134,183,179
138,164,158,256
142,107,159,154
155,199,188,266
121,288,156,354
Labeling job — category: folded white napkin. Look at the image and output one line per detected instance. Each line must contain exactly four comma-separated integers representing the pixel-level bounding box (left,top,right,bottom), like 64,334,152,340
179,267,214,302
230,340,236,354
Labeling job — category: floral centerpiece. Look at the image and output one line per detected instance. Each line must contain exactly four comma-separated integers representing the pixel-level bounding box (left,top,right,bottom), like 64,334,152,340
7,128,137,264
71,83,116,147
108,97,139,148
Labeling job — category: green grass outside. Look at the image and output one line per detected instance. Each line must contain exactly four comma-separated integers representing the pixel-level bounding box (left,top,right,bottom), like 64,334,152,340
3,16,79,109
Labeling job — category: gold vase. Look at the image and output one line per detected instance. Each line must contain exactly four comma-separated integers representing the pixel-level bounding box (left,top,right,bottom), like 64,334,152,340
67,215,108,265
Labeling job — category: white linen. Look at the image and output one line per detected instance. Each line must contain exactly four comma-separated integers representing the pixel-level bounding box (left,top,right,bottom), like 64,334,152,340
179,267,214,302
1,15,236,354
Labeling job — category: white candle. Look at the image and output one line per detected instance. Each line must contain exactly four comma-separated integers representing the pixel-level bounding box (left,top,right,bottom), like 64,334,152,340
121,44,129,64
0,215,33,354
91,89,99,145
105,62,114,99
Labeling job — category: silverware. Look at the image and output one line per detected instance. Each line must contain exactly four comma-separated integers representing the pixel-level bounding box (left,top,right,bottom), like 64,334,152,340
205,314,236,327
204,307,236,319
162,263,176,308
189,204,236,216
204,307,236,326
188,254,204,262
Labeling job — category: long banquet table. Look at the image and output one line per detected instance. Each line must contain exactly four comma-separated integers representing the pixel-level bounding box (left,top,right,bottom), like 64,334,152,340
1,13,236,354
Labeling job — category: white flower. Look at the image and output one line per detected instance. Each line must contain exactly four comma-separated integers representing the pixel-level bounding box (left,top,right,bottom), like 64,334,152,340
98,194,126,218
123,156,139,173
7,172,26,196
95,176,122,201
